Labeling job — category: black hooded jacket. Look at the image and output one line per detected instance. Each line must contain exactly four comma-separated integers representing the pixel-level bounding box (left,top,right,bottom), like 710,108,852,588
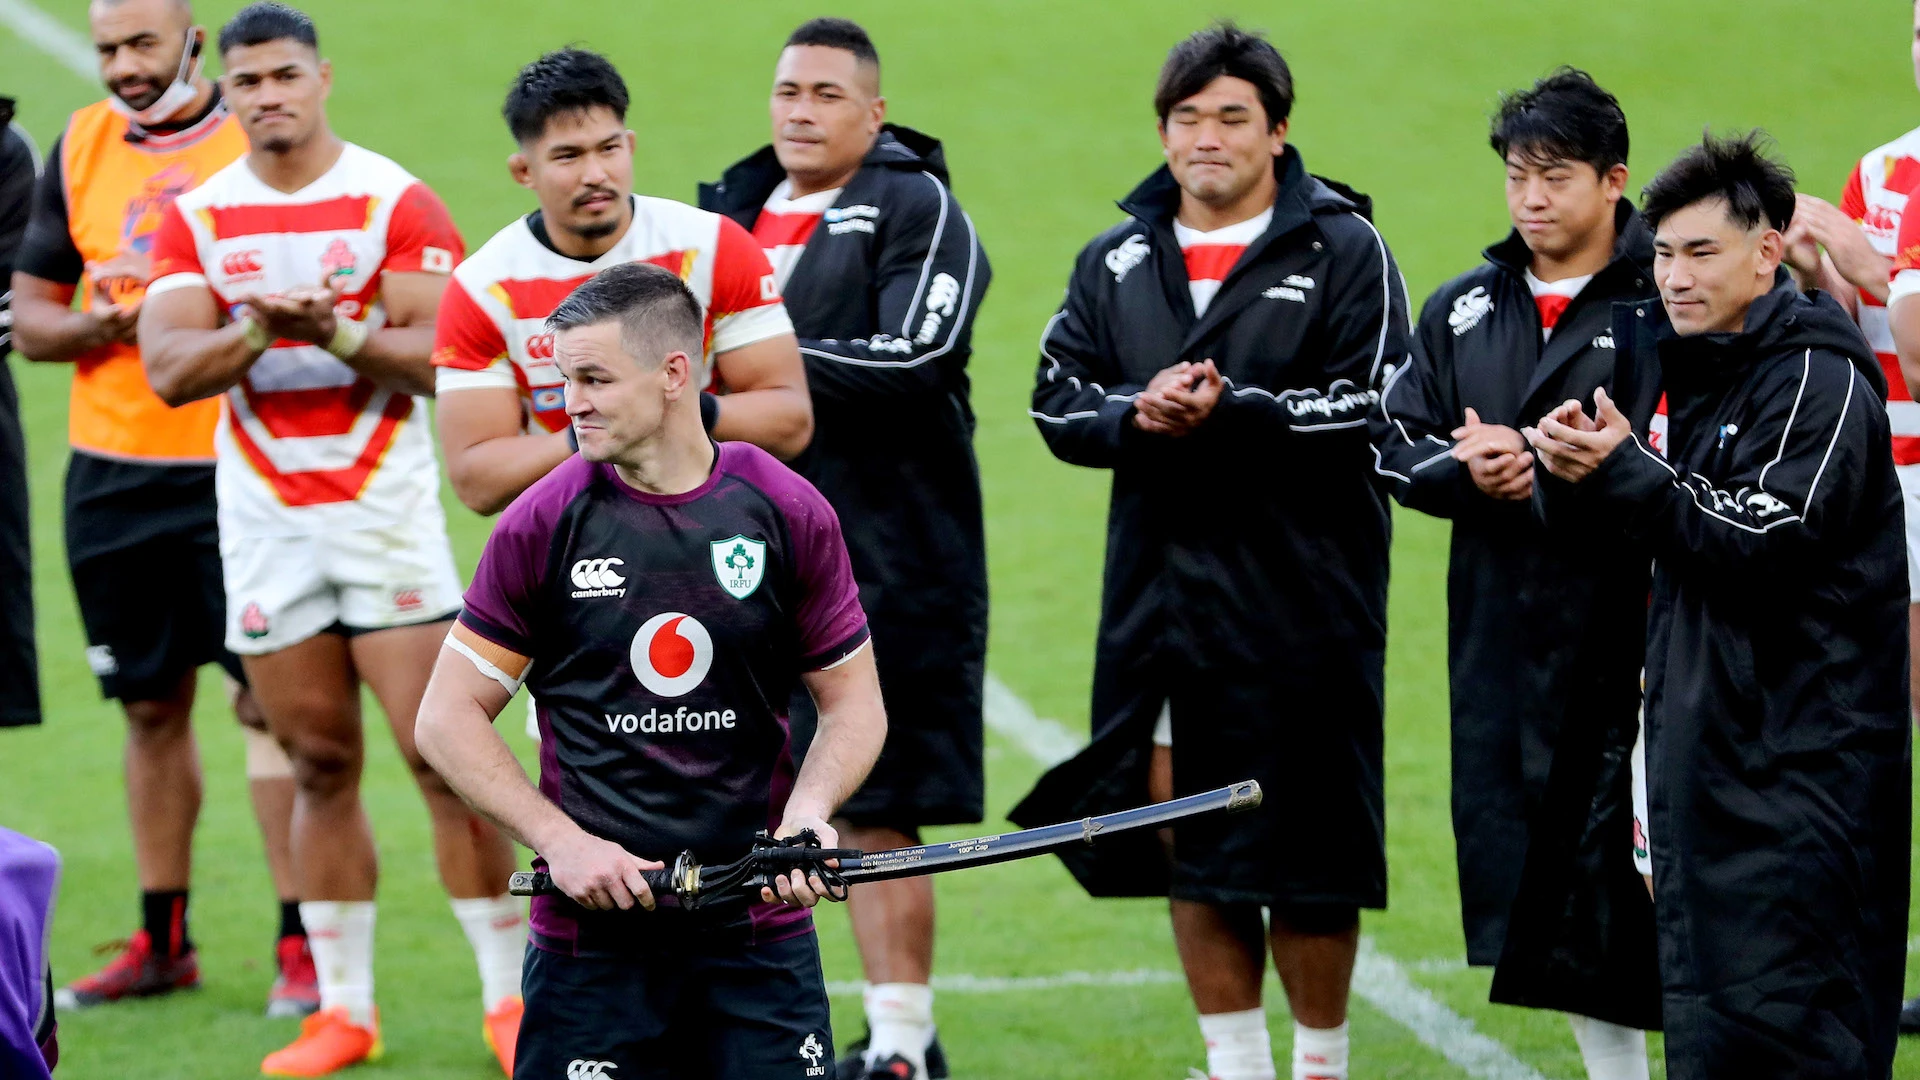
1369,202,1661,1024
700,126,990,682
1011,147,1409,902
1544,281,1910,1077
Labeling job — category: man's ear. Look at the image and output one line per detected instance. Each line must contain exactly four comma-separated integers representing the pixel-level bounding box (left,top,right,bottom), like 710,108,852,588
1756,228,1786,277
1268,117,1290,158
660,350,695,399
1603,163,1630,203
508,151,532,190
318,57,332,98
868,94,886,136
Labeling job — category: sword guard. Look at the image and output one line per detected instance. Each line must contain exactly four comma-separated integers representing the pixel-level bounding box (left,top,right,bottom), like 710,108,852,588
1079,816,1104,844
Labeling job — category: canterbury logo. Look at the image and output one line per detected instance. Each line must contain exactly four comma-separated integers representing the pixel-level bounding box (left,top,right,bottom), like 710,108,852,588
524,334,556,360
222,250,264,276
1449,286,1493,336
567,1061,618,1080
1105,234,1149,282
570,558,626,598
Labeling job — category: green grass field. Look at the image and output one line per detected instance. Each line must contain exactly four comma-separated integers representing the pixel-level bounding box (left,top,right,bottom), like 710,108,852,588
4,1,1920,1077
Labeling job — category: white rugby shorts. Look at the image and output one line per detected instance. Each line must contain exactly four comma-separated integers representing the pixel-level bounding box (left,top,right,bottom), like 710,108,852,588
221,512,462,655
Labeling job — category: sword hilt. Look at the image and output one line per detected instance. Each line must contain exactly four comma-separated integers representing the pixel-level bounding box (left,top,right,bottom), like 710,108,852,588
507,851,694,906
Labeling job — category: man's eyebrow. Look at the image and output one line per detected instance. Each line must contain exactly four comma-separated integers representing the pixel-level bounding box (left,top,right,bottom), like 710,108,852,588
96,31,158,51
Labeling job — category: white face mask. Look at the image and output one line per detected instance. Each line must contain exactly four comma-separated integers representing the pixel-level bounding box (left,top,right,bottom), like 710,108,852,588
109,26,206,127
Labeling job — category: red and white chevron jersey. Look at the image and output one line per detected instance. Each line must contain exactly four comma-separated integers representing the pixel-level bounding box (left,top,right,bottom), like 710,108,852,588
431,195,793,435
1841,128,1920,465
146,142,462,538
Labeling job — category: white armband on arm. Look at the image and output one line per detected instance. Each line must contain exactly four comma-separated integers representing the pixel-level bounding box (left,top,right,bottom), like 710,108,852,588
447,631,528,697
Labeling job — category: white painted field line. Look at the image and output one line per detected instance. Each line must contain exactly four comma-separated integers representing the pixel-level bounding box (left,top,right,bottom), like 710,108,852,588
1353,940,1549,1080
0,0,95,82
827,968,1186,997
982,673,1082,766
982,674,1551,1080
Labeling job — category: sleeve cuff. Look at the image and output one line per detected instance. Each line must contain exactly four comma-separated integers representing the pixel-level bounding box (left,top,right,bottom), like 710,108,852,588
145,272,207,298
1891,269,1920,310
710,303,795,355
435,365,518,393
803,624,871,672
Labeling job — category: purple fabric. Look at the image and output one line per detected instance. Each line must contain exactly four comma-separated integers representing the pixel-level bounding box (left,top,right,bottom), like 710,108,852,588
0,828,58,1080
458,454,599,655
715,443,869,668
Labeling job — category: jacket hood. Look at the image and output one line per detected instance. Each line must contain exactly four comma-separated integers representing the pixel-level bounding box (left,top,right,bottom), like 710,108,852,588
699,124,948,217
1483,200,1653,280
1117,145,1372,229
1654,274,1884,398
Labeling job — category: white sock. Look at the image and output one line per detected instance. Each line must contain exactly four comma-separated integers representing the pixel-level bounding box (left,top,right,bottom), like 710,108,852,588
300,901,375,1027
864,982,934,1070
1197,1008,1276,1080
1291,1021,1348,1080
1567,1013,1649,1080
451,895,527,1012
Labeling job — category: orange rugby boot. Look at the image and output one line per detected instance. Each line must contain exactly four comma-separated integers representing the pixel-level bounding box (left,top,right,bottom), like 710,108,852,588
260,1006,382,1077
483,996,524,1076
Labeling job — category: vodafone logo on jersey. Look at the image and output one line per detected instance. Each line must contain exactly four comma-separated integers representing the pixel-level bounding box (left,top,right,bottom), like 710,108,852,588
630,612,713,697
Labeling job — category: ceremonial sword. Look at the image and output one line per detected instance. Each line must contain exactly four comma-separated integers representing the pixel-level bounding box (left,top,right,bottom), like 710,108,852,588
508,779,1262,909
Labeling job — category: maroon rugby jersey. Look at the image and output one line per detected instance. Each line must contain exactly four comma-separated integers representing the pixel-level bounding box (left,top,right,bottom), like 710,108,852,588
458,442,869,953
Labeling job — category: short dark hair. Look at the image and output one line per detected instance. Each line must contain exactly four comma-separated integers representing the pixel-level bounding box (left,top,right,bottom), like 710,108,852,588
547,263,704,369
1489,67,1629,175
1154,22,1292,128
1641,131,1797,233
785,17,880,73
503,48,630,146
217,2,316,56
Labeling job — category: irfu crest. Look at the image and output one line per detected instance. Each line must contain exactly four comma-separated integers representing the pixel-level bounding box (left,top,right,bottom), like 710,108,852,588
710,535,767,600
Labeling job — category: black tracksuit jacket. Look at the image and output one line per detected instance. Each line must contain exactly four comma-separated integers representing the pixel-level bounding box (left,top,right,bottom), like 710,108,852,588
1544,281,1910,1077
700,126,990,823
1009,147,1409,905
1369,202,1661,1027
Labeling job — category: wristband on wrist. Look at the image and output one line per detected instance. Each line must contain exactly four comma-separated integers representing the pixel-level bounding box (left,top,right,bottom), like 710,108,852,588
324,316,369,359
238,315,272,354
700,391,720,433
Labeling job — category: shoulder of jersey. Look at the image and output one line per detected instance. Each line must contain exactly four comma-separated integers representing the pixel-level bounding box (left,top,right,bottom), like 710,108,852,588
716,441,822,508
630,193,732,250
334,142,427,193
454,215,545,286
1859,125,1920,176
504,453,601,529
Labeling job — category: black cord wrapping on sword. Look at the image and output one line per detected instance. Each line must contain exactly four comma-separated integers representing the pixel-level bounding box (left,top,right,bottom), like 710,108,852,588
508,780,1264,910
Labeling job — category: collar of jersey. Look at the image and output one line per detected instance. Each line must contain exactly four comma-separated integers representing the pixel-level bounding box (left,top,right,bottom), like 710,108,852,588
598,439,724,505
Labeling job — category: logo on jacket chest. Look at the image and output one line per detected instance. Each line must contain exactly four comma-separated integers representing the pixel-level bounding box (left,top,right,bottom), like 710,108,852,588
824,204,879,235
710,535,766,599
1106,234,1150,282
1449,286,1493,336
